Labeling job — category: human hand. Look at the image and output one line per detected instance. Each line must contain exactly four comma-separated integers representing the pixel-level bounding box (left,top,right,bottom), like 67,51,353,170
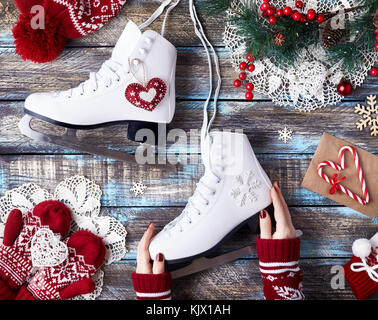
136,223,165,274
259,181,297,240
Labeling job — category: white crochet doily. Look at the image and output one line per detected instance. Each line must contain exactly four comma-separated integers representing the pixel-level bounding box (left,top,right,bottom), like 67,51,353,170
224,0,378,111
0,175,127,300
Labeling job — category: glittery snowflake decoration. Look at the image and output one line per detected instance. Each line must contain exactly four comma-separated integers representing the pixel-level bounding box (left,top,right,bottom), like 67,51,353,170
230,170,262,207
131,180,147,196
355,95,378,137
278,127,293,144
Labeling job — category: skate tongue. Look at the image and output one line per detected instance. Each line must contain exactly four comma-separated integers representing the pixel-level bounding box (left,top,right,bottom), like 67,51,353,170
112,21,142,65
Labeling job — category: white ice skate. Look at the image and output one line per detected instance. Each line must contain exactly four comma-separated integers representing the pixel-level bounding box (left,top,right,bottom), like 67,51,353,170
149,131,273,277
18,1,179,163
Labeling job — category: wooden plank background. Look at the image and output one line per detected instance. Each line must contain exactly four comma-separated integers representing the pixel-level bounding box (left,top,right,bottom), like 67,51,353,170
0,0,377,300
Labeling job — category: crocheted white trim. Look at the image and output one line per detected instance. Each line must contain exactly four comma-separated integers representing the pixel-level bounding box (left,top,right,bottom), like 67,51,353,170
223,0,378,112
0,175,127,300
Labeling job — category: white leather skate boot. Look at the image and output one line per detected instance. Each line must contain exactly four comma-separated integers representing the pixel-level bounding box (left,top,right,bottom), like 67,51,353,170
149,131,272,265
19,0,180,161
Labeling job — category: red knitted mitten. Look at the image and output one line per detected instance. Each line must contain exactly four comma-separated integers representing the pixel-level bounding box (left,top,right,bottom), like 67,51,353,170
256,237,304,300
132,272,172,300
0,200,71,299
15,230,106,300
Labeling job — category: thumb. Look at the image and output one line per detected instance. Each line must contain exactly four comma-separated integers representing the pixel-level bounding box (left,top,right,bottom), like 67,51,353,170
259,210,272,239
152,253,165,274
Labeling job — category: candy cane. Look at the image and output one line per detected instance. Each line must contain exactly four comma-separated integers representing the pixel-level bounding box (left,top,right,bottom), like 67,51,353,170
338,145,370,204
317,145,370,206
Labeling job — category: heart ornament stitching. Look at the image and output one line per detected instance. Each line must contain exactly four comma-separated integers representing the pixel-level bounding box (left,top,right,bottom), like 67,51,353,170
31,229,68,268
317,145,370,206
125,78,167,111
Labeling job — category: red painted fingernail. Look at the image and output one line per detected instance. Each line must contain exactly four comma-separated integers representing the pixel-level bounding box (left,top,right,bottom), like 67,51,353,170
156,253,164,262
146,222,152,230
259,210,267,219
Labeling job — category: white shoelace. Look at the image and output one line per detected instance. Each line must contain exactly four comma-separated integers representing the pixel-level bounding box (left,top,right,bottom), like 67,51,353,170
63,59,124,98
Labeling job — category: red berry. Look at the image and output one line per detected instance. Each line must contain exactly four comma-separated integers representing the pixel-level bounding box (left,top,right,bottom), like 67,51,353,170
295,1,303,8
376,35,378,42
316,14,324,23
246,83,254,91
266,7,276,16
307,10,316,20
292,12,301,21
375,28,378,34
234,79,241,87
376,43,378,51
239,72,247,80
247,64,255,72
370,68,378,77
283,6,292,16
300,14,306,22
246,53,254,62
260,2,269,11
269,16,277,24
245,92,253,100
276,9,284,16
239,62,247,70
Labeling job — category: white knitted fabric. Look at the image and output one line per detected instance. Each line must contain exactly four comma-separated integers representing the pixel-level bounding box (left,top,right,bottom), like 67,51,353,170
224,0,378,111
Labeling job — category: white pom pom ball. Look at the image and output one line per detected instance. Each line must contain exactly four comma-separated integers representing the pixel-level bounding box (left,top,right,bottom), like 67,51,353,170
352,238,371,259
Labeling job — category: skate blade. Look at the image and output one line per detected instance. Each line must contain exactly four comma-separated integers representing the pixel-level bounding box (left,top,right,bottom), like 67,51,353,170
170,241,257,279
19,115,172,167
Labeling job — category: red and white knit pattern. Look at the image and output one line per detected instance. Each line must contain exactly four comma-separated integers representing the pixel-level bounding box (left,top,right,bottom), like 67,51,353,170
53,0,126,36
27,246,96,300
132,272,172,300
257,238,304,300
0,212,43,286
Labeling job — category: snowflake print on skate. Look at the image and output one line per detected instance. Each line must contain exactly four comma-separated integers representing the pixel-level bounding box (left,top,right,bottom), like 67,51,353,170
230,170,262,207
125,78,167,111
272,285,305,300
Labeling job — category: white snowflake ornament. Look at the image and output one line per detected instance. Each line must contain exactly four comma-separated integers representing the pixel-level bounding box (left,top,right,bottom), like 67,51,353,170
355,95,378,137
131,180,147,196
230,170,262,207
278,127,293,144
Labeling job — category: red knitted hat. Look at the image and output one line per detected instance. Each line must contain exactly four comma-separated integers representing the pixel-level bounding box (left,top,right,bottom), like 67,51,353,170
12,0,127,63
344,237,378,300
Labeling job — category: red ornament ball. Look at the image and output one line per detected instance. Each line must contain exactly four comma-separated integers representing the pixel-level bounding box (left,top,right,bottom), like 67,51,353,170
307,9,316,20
283,6,292,16
246,53,254,62
370,68,378,77
276,9,284,17
269,16,277,24
295,1,303,8
260,2,270,11
375,28,378,34
266,7,276,16
246,83,254,91
234,79,242,87
376,43,378,51
376,35,378,42
245,92,254,100
247,64,255,72
239,62,247,70
337,79,352,96
292,12,301,21
239,72,247,80
316,14,324,23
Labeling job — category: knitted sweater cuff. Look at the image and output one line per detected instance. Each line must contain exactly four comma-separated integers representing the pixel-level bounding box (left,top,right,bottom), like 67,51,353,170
131,272,172,300
256,237,301,262
344,256,377,300
15,285,36,300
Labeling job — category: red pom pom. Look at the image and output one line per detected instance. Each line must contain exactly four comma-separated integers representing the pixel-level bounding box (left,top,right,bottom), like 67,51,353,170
316,14,324,23
12,14,66,63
